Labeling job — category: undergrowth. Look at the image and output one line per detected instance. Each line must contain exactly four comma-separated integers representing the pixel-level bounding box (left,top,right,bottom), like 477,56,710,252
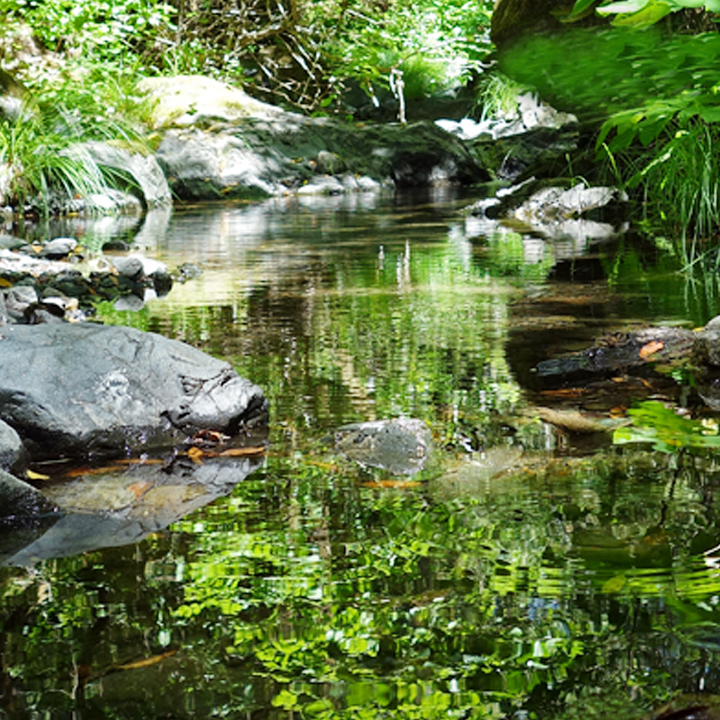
0,62,152,212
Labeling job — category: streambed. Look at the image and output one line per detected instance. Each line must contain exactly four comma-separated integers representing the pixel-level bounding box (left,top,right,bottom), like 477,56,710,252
2,191,720,719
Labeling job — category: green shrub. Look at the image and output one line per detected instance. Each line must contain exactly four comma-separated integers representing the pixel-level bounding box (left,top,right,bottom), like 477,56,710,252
0,0,175,70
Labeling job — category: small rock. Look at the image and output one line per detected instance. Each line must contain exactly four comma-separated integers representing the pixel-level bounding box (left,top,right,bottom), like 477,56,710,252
297,176,346,196
40,237,77,259
175,263,203,282
5,285,38,322
112,255,144,280
335,417,432,475
152,268,173,296
0,234,24,251
316,150,344,175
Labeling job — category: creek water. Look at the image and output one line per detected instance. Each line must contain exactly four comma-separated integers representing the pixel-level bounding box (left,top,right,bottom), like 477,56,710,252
4,190,720,719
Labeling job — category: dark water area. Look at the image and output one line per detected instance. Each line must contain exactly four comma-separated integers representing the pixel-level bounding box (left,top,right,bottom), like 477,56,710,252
5,191,720,719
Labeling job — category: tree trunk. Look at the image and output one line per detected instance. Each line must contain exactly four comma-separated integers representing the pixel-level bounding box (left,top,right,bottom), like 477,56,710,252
491,0,605,47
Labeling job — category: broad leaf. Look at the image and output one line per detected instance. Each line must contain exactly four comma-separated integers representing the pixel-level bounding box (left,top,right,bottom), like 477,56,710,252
597,0,652,13
567,0,601,18
613,400,720,453
611,0,674,26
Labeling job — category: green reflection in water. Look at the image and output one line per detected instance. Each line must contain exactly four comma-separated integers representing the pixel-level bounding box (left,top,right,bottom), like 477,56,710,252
4,451,720,718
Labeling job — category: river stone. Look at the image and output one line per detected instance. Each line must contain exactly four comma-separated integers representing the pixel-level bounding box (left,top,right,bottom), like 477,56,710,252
0,420,24,472
40,237,77,259
693,315,720,367
334,418,432,475
112,254,144,280
0,323,268,459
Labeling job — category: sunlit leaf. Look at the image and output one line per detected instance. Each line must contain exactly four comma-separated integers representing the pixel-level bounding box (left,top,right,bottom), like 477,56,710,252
602,574,628,593
613,400,720,452
566,0,602,19
596,0,652,12
638,340,665,358
187,446,205,464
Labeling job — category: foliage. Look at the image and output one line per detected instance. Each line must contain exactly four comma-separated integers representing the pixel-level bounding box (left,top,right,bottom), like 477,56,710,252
316,0,493,105
613,400,720,452
619,121,720,261
569,0,720,27
498,26,720,249
0,100,107,210
0,0,494,114
0,0,175,70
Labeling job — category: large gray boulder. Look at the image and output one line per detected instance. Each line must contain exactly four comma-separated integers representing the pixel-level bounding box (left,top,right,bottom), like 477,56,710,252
0,323,268,459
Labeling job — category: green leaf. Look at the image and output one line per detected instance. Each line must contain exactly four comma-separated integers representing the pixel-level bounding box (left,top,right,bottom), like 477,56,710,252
613,400,720,453
698,104,720,123
566,0,601,19
597,0,651,13
705,0,720,11
611,0,674,26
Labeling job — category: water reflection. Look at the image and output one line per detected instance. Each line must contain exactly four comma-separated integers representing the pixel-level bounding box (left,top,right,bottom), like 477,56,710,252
4,195,720,718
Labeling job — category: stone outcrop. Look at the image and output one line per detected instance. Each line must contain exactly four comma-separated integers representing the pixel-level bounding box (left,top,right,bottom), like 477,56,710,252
137,75,489,200
153,116,488,200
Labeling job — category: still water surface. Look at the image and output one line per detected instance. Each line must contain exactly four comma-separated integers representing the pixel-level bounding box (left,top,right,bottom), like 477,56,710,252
4,191,720,718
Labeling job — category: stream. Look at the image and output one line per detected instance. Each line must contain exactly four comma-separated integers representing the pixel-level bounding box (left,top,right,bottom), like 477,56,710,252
3,189,720,719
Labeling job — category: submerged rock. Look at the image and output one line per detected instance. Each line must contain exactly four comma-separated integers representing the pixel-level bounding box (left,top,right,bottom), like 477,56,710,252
334,417,432,475
0,323,268,459
536,326,696,380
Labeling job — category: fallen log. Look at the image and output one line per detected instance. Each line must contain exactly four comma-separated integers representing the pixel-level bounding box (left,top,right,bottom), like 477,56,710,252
536,326,697,380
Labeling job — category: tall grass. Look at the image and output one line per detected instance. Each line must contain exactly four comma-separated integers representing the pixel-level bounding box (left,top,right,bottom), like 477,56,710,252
600,120,720,268
0,67,152,213
0,102,105,211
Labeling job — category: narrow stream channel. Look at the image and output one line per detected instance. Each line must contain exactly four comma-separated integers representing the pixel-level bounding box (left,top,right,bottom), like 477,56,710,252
4,191,720,719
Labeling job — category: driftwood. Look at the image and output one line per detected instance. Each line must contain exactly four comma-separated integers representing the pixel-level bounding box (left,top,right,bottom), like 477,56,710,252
536,326,697,379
